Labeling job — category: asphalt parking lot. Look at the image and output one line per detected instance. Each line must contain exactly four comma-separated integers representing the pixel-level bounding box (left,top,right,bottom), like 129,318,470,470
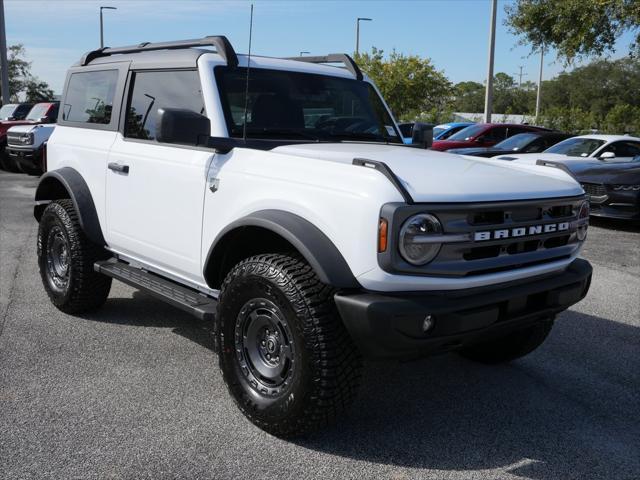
1,170,638,480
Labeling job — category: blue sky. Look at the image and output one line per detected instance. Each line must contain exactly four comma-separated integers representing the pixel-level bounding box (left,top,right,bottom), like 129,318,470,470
6,0,636,94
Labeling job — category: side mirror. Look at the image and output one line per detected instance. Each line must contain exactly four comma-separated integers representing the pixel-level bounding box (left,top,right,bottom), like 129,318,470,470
600,151,615,159
411,122,434,148
7,116,15,121
39,117,49,123
475,135,485,143
156,108,210,146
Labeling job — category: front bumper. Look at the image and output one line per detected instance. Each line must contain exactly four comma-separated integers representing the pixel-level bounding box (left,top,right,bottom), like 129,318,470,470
335,258,592,359
6,146,42,171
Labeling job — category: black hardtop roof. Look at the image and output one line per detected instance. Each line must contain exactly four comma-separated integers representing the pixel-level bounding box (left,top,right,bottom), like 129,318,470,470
76,35,363,80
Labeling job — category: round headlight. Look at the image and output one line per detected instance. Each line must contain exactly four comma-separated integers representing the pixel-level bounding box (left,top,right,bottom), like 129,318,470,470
576,201,589,241
399,213,443,265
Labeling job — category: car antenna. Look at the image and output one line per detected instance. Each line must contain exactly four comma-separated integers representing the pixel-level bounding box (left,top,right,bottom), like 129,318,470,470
242,3,254,142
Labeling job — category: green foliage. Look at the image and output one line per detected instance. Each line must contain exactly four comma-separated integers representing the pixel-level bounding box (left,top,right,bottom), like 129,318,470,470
1,44,54,103
505,0,640,63
354,47,453,121
450,73,537,115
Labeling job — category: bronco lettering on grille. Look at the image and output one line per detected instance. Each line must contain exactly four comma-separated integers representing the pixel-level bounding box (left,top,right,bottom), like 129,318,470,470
474,222,570,241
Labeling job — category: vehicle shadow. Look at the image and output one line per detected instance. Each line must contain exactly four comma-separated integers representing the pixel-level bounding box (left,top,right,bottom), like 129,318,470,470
294,310,640,478
590,216,640,232
78,292,639,478
77,290,216,351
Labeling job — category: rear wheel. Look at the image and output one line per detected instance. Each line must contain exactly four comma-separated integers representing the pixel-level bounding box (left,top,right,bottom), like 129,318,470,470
459,318,554,364
37,199,112,313
217,253,362,437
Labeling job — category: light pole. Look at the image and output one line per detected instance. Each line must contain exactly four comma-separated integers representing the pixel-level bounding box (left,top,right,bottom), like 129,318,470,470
535,46,544,121
0,0,9,104
355,17,372,56
100,6,117,49
483,0,497,123
299,51,310,56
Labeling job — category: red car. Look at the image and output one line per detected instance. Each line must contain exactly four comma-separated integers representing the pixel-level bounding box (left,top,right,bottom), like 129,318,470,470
431,123,549,151
0,102,59,171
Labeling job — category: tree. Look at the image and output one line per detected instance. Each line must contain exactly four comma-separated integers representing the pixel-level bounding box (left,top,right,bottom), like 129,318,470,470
1,44,54,103
355,47,452,121
505,0,640,63
451,81,484,112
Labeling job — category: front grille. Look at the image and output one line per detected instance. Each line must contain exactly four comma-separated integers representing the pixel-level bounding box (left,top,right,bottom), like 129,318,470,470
582,183,606,197
382,196,586,277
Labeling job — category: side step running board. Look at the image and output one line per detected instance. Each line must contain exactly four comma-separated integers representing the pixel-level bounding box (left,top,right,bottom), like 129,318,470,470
94,260,218,321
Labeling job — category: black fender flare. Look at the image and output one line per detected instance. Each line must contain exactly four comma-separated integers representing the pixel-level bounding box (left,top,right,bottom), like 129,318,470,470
205,210,360,289
34,167,106,246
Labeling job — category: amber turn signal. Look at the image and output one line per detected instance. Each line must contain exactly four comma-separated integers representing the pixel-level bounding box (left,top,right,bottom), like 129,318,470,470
378,218,388,253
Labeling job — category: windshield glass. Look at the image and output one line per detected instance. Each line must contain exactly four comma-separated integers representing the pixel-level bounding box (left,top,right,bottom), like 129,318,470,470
544,137,605,156
448,124,486,141
215,67,402,143
26,104,49,121
433,126,446,137
0,104,16,119
494,133,538,150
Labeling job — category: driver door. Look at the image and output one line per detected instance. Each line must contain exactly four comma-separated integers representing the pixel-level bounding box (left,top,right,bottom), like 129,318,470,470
105,69,212,283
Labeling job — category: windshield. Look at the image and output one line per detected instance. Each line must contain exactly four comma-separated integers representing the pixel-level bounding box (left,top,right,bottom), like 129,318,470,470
26,104,49,121
215,67,402,143
544,137,605,156
494,133,538,150
448,124,486,141
0,104,16,119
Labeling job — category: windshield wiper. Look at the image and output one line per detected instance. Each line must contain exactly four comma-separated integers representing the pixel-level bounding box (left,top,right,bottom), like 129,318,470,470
325,132,392,143
235,128,322,141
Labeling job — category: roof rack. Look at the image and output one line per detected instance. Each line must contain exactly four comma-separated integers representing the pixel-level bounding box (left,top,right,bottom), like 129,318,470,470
79,35,238,67
284,54,363,81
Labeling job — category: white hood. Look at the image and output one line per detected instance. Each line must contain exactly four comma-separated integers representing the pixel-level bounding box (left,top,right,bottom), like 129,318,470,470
272,143,583,202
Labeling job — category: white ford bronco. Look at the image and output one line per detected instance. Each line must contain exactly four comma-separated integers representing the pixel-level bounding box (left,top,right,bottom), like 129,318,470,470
35,36,592,437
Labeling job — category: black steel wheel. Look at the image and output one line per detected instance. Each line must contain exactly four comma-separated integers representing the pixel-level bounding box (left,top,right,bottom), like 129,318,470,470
235,298,296,396
218,253,362,437
37,199,112,313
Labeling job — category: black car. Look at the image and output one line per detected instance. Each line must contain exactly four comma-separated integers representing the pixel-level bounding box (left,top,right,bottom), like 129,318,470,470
539,157,640,221
446,132,573,158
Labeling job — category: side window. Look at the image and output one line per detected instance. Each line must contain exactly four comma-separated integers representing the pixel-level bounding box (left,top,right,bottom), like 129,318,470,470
523,137,545,152
484,127,507,141
125,70,204,141
63,70,118,124
608,141,640,157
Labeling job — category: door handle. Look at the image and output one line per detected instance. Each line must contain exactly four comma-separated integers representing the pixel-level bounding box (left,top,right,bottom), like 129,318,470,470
108,162,129,174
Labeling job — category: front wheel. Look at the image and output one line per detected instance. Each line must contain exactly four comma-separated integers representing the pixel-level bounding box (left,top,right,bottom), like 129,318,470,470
459,318,554,364
217,253,362,437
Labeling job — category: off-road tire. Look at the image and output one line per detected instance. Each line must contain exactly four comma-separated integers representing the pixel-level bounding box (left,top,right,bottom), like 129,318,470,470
217,253,362,437
459,318,554,364
37,199,112,313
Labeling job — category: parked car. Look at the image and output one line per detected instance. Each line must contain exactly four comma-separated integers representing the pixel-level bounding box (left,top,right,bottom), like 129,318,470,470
494,134,640,163
34,36,592,437
0,102,33,121
578,162,640,221
515,153,640,221
432,122,474,140
447,132,573,158
431,123,549,151
6,123,56,175
0,102,59,171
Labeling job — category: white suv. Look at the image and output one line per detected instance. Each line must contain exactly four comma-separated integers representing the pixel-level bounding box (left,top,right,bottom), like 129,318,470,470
35,36,592,437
